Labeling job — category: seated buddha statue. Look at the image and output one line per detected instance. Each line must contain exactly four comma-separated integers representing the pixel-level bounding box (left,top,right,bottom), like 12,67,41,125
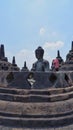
31,46,49,71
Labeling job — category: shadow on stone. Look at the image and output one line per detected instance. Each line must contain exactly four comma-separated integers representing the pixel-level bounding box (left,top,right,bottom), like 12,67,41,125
49,73,57,83
6,72,14,83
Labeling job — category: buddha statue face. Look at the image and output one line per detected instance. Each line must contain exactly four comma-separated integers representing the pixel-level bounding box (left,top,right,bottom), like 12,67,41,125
35,47,44,60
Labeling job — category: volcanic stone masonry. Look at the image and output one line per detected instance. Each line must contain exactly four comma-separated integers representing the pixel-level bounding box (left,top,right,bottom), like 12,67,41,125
0,42,73,129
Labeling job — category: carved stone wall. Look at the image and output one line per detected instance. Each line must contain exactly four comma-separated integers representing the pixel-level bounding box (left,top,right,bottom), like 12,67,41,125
0,71,72,89
0,71,73,129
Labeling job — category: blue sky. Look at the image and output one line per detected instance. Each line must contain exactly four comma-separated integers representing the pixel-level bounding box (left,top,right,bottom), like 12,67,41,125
0,0,73,69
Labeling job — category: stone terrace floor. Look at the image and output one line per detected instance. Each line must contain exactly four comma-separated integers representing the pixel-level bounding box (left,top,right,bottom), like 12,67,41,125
0,125,73,130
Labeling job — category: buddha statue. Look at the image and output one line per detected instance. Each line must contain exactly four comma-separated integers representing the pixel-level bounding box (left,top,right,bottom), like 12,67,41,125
31,46,49,71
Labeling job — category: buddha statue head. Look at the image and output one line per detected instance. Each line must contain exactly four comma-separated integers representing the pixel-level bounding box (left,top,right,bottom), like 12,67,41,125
35,46,44,60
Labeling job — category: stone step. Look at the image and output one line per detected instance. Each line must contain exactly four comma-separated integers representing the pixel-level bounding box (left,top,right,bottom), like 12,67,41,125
0,109,73,119
0,99,73,117
1,125,73,130
0,114,73,128
0,93,49,102
0,87,49,95
0,85,73,95
0,89,73,102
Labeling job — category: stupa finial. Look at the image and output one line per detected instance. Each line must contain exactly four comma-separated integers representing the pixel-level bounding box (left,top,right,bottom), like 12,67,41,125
24,61,26,68
71,41,73,50
1,44,5,58
12,56,16,65
57,50,60,57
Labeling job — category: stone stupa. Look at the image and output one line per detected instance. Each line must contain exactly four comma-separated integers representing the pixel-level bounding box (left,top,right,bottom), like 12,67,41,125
60,41,73,70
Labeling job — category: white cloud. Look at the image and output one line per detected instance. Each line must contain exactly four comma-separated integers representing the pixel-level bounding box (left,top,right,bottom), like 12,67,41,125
15,49,36,70
6,51,13,63
5,49,36,70
35,0,44,6
39,27,46,36
43,41,64,50
49,31,58,37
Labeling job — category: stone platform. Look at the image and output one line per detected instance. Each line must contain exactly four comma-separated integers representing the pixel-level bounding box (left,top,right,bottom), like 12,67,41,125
0,71,72,129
